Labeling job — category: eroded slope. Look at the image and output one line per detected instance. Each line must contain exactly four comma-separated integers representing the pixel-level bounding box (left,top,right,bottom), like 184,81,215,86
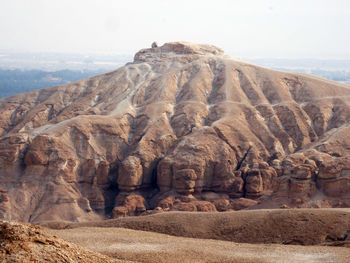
1,42,350,222
0,221,127,263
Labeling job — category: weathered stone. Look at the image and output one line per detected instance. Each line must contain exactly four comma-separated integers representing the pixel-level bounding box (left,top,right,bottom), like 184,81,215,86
245,169,263,194
230,198,258,210
173,169,197,194
117,156,143,191
291,165,313,180
213,198,230,211
113,194,147,217
0,42,350,221
318,176,350,198
289,179,316,204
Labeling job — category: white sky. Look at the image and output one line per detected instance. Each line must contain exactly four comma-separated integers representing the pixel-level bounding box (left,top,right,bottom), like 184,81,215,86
0,0,349,58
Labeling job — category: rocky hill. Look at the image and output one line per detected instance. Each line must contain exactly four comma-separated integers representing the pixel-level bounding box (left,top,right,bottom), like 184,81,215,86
0,221,126,262
1,42,350,222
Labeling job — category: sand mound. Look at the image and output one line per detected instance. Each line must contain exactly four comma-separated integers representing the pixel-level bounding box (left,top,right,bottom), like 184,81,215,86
46,226,350,263
44,209,350,246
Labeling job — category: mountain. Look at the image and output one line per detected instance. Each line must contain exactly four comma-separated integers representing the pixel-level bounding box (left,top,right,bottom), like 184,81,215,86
1,42,350,222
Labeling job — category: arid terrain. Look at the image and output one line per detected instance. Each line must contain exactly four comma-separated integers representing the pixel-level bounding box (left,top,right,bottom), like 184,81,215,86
44,208,350,246
1,42,350,222
1,42,350,262
0,220,127,263
45,225,350,263
2,209,350,262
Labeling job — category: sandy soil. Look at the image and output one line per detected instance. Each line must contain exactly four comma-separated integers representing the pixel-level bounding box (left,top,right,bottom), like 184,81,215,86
44,208,350,246
41,209,350,263
45,226,350,263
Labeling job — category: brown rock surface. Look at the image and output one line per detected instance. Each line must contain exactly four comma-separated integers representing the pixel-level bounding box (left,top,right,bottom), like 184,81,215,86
1,42,350,222
0,221,126,263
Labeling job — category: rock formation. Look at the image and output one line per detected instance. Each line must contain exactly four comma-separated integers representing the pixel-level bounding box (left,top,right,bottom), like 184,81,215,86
0,221,124,262
1,42,350,222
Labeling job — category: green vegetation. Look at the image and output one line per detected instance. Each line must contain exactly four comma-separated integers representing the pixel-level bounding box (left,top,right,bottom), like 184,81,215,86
275,68,350,84
309,69,350,82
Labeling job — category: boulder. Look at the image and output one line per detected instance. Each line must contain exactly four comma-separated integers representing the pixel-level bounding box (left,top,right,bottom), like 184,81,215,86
117,156,143,191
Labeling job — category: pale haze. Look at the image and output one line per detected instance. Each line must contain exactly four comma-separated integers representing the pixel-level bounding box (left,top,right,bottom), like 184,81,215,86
0,0,349,58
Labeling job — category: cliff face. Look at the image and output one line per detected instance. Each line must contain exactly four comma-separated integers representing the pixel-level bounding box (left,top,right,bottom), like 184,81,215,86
1,42,350,222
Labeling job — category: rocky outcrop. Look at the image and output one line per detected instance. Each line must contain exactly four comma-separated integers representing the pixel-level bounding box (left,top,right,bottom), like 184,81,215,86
0,221,123,263
1,42,350,222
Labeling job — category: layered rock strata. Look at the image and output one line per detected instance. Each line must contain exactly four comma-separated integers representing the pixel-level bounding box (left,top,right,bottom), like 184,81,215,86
1,42,350,222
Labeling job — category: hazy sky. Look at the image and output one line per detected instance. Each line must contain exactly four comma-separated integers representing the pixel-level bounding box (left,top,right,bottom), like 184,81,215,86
1,0,350,58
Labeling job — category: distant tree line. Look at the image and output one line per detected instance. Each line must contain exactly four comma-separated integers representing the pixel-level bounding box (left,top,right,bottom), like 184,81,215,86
0,69,107,98
273,68,350,85
309,69,350,82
